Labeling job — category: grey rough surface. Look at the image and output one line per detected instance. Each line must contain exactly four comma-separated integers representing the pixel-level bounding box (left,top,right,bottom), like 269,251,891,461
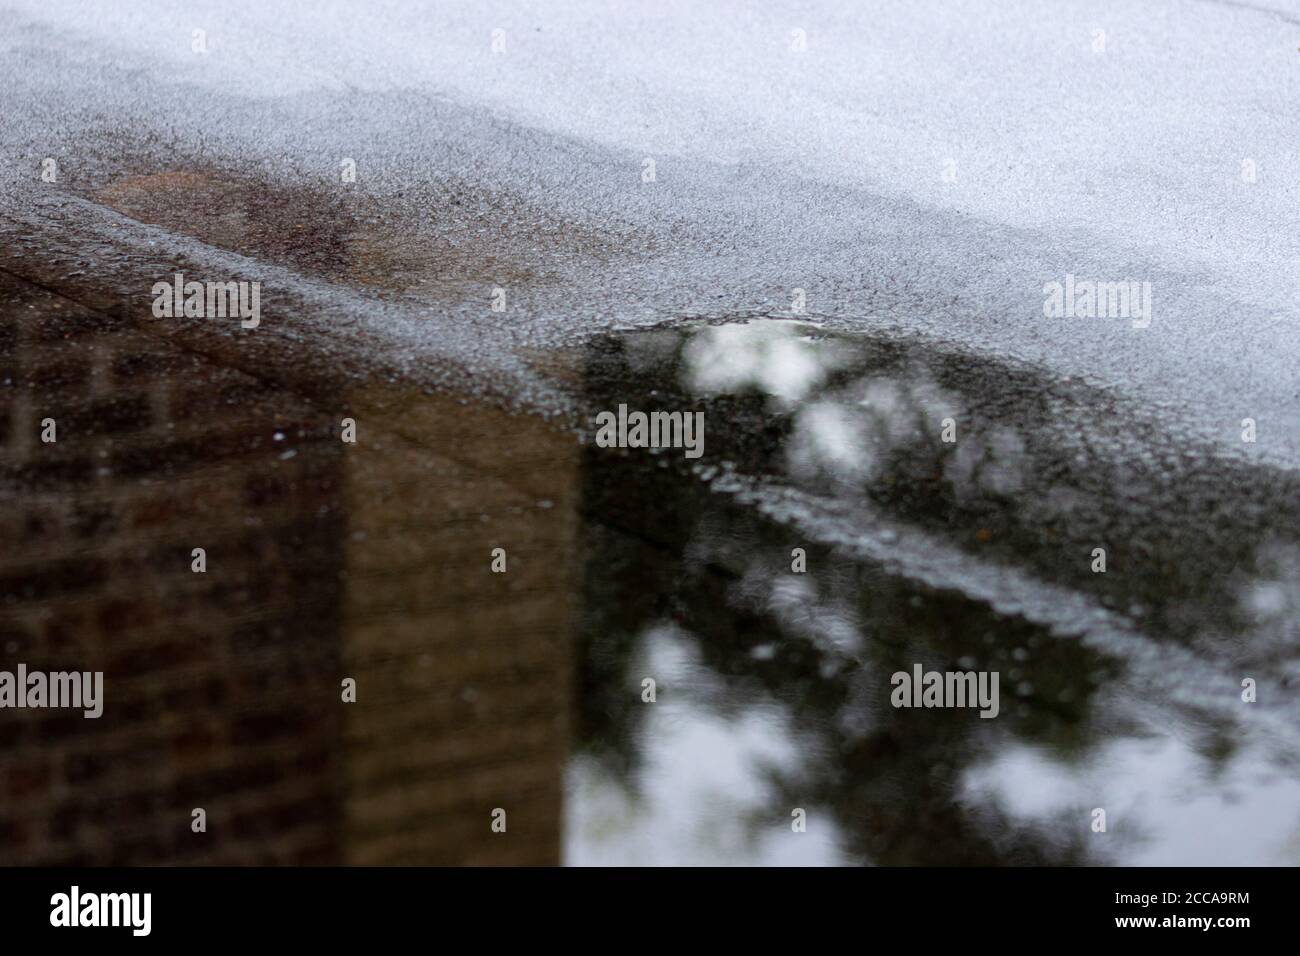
1,0,1296,461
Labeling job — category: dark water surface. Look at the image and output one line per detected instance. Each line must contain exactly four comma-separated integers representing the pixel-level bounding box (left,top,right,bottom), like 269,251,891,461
2,271,1297,865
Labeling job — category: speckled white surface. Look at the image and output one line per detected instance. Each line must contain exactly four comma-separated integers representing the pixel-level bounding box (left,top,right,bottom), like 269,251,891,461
1,0,1297,456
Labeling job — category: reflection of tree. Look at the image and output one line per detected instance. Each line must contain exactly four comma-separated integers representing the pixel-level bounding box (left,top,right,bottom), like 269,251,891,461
676,323,1300,648
576,469,1113,863
577,321,1300,864
577,340,1109,864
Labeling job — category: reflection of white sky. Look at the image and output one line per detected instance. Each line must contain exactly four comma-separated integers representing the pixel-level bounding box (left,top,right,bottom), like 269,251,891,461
961,737,1300,866
683,321,986,493
1240,541,1300,674
947,424,1026,499
752,573,862,665
787,400,875,486
682,321,851,408
564,624,847,866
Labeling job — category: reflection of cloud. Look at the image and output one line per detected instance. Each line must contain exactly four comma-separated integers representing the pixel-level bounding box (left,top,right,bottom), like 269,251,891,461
947,425,1026,500
962,737,1300,865
739,570,863,668
787,399,875,486
861,373,960,443
682,321,852,408
682,320,981,496
1241,540,1300,626
563,624,846,865
785,374,961,489
1238,540,1300,681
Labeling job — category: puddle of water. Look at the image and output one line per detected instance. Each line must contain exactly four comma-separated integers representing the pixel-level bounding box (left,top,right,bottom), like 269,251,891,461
569,319,1300,866
2,280,1297,865
582,320,1300,646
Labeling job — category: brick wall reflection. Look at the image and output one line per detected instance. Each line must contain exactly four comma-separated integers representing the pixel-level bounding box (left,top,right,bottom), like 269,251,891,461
339,391,576,864
0,271,574,864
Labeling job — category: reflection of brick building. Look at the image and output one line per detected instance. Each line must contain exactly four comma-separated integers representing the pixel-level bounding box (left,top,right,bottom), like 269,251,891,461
0,271,575,865
339,391,576,864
